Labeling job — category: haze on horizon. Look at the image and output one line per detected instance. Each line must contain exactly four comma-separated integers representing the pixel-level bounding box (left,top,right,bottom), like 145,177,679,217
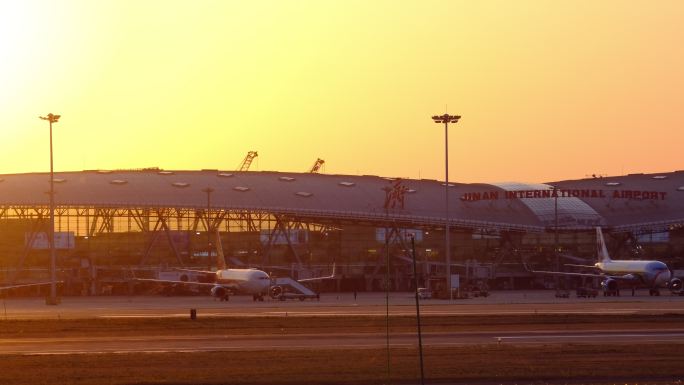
0,0,681,184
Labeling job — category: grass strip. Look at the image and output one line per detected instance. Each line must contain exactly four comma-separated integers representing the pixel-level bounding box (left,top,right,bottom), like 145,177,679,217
2,313,684,338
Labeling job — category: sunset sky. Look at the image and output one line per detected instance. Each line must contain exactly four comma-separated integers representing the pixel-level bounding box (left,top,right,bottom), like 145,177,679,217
0,0,681,183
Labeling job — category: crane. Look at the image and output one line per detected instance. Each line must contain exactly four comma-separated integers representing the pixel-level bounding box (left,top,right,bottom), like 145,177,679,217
309,158,325,173
238,151,258,171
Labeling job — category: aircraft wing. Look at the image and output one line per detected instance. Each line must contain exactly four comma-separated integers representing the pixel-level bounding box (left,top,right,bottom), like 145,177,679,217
0,281,62,291
173,268,214,275
298,263,336,283
298,275,334,283
134,278,239,290
528,269,606,279
528,268,641,283
524,259,602,278
564,263,600,269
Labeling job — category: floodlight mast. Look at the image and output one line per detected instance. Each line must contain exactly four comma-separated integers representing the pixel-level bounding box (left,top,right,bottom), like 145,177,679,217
39,113,61,305
431,113,460,301
202,187,215,270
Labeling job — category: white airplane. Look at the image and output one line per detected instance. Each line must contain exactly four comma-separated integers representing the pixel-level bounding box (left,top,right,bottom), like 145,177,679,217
136,230,271,301
530,227,680,296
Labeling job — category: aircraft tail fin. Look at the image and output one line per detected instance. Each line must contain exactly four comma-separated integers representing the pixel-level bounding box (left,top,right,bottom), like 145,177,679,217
215,229,227,270
595,227,612,263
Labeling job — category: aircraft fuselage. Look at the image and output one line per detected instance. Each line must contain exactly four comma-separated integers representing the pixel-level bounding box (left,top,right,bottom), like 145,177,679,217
596,260,671,288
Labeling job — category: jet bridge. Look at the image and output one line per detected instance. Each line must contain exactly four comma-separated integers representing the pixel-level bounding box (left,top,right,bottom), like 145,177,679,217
270,277,318,301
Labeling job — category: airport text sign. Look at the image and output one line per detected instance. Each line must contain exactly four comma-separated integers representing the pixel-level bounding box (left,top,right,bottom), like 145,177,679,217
461,189,667,202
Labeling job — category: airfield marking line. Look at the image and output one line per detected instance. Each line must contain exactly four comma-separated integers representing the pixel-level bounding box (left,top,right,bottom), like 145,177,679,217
497,332,684,340
95,308,684,319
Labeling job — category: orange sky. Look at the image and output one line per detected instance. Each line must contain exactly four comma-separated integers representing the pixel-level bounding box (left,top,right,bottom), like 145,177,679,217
0,0,682,183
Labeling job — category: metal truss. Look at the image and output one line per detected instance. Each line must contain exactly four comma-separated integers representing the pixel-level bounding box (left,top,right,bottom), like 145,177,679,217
0,204,337,269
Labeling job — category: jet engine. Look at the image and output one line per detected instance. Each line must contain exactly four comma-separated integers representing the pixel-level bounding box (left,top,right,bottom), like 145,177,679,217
270,285,283,299
211,285,229,301
670,277,684,295
601,278,619,296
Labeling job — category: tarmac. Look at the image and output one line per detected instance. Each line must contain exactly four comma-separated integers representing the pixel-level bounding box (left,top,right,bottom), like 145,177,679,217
1,289,684,319
3,329,684,355
2,290,684,355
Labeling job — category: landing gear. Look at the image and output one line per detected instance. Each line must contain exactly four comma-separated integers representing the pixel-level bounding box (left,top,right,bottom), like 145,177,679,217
252,294,265,302
220,294,230,302
649,289,661,296
632,287,636,297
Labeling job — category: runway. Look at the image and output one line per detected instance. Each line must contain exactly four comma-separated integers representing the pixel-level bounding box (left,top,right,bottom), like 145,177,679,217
2,290,684,319
2,329,684,355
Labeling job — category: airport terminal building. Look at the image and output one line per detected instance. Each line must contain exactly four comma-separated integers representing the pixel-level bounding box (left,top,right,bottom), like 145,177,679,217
0,168,683,295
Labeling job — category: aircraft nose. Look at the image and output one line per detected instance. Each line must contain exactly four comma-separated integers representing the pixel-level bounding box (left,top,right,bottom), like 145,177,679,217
658,269,672,286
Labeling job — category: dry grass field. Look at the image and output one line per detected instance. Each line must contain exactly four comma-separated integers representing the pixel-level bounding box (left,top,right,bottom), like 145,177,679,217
1,345,683,384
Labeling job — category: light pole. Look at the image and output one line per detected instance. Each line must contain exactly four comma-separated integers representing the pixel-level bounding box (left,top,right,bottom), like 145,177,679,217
431,113,460,300
410,235,425,385
382,184,392,384
39,113,60,305
552,185,560,292
202,187,214,269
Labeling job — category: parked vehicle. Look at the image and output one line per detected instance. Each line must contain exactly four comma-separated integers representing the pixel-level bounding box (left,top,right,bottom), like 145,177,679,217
417,288,432,299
